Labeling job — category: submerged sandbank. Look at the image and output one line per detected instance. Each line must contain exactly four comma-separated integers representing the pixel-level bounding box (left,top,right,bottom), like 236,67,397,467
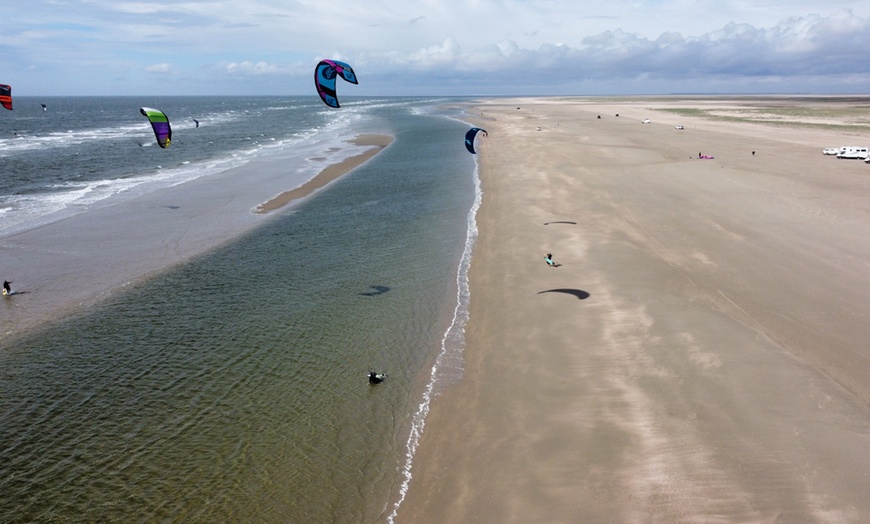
0,135,392,340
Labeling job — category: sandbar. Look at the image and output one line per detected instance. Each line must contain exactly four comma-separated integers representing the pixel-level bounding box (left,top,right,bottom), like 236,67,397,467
256,134,393,213
398,97,870,522
0,134,391,340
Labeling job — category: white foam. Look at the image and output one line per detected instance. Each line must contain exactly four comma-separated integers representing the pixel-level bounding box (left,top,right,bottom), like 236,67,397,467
387,157,481,523
0,109,246,158
0,107,375,237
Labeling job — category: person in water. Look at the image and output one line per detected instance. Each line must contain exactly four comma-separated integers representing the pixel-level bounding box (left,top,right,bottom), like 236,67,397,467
368,370,386,384
3,280,12,295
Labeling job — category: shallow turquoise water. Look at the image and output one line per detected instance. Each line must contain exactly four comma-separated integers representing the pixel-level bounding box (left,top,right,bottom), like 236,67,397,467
0,98,478,522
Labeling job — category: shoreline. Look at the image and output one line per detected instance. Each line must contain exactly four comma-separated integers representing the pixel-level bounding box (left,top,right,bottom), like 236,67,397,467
256,134,393,213
397,97,870,521
0,134,392,341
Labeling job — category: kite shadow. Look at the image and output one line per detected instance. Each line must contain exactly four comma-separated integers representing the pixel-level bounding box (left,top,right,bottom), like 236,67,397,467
537,288,590,300
544,221,577,225
359,285,391,297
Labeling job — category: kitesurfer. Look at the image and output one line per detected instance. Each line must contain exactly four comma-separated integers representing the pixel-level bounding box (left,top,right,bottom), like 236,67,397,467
3,280,12,295
368,371,386,384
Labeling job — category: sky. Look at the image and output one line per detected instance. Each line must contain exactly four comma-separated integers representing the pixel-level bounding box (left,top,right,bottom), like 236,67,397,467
3,0,870,96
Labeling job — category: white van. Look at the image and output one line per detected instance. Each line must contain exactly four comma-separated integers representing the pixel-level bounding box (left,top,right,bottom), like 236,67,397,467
836,147,869,159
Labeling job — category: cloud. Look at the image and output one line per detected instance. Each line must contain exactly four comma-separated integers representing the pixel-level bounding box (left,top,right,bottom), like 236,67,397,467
4,2,870,95
359,11,870,90
217,61,287,76
145,63,173,73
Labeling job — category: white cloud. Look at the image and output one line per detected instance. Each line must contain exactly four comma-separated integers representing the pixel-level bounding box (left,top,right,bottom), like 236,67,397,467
217,61,286,75
145,63,173,73
3,2,869,95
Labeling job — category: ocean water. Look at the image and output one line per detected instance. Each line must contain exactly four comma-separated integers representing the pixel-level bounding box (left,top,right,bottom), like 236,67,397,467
0,97,480,522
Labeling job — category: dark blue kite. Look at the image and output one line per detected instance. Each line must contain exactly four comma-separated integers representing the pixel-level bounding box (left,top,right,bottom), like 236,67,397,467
465,127,487,154
314,59,358,108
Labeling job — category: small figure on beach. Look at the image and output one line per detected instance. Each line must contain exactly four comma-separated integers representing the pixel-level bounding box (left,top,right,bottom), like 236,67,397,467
3,280,12,296
368,370,387,384
545,253,557,268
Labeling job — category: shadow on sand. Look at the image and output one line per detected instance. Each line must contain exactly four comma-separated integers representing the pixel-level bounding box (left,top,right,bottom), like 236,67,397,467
538,288,590,300
543,221,577,225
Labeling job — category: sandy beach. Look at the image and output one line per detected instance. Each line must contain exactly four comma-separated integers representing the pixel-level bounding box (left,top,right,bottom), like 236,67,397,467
398,98,870,522
0,134,391,339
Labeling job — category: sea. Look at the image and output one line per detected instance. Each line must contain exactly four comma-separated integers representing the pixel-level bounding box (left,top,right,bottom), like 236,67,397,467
0,96,481,522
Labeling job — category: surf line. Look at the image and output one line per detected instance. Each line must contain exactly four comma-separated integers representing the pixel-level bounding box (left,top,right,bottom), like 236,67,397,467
387,152,482,522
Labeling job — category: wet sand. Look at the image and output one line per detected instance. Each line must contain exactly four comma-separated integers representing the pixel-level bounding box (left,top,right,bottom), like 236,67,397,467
256,134,392,213
398,98,870,522
0,134,391,339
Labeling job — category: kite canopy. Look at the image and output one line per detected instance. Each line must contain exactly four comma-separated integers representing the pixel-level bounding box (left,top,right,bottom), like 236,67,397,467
0,84,12,110
314,60,358,108
465,127,487,154
139,107,171,148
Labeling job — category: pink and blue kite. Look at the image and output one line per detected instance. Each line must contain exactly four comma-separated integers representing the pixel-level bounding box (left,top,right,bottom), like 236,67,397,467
314,60,358,108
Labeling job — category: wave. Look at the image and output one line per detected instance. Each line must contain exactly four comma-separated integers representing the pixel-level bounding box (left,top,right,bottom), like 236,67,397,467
0,110,247,158
0,106,377,237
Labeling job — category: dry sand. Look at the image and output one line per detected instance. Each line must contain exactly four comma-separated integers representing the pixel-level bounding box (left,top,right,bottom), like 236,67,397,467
398,98,870,522
0,134,391,339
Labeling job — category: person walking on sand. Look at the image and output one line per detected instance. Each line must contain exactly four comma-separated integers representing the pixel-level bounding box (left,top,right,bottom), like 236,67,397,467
3,280,12,295
545,253,556,267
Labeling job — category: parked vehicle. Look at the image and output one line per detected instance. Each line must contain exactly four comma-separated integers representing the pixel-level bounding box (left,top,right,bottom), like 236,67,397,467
823,147,841,155
642,118,651,124
675,125,684,130
836,146,869,159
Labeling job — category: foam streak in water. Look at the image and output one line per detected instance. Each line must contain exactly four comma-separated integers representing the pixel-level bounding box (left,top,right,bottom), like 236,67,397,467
387,160,482,523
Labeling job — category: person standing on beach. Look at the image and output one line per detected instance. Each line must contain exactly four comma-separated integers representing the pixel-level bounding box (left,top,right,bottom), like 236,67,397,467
545,253,556,267
3,280,12,295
